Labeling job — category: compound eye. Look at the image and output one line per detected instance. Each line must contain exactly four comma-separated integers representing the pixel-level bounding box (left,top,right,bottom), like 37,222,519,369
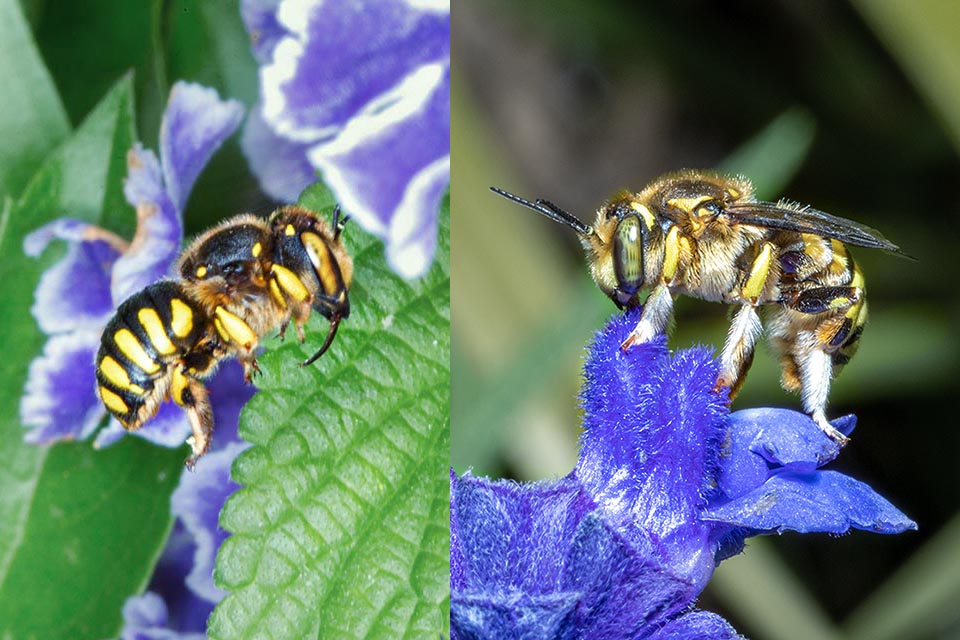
613,214,644,296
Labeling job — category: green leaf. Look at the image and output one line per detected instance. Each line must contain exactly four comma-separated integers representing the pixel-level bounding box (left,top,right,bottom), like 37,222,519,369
0,76,185,639
0,0,70,197
718,107,816,200
0,440,182,639
210,188,450,639
852,0,960,153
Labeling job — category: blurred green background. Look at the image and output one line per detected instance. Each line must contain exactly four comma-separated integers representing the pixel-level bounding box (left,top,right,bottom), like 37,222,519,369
451,1,960,639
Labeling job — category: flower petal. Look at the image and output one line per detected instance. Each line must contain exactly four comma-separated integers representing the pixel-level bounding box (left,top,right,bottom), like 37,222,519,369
240,103,317,202
94,402,192,451
21,331,105,444
309,66,448,277
451,472,694,640
120,591,207,640
575,309,728,586
738,408,854,468
112,145,180,305
24,219,119,334
160,81,245,214
702,470,917,534
262,0,449,141
240,0,286,64
172,441,247,603
645,610,742,640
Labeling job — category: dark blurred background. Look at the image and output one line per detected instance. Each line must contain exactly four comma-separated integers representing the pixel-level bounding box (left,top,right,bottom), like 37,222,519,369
451,1,960,638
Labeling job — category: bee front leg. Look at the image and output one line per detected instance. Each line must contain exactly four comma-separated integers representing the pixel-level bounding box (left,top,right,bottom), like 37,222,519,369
240,356,261,383
171,367,214,470
715,304,762,398
621,284,673,351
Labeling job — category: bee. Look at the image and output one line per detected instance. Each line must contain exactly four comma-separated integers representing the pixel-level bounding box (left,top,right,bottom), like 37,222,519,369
95,205,353,468
492,170,905,444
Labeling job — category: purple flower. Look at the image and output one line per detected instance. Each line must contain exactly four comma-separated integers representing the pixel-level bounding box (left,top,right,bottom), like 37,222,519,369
240,0,450,278
20,81,247,451
451,308,915,639
120,442,247,639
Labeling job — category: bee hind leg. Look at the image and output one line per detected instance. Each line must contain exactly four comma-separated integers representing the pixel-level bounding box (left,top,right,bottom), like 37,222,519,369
172,367,214,469
795,340,849,446
621,284,673,351
783,286,863,446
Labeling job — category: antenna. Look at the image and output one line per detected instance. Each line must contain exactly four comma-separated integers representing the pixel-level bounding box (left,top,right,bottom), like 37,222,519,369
490,187,593,236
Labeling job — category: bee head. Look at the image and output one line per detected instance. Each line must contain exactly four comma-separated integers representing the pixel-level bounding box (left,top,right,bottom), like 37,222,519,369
591,197,646,309
269,205,353,366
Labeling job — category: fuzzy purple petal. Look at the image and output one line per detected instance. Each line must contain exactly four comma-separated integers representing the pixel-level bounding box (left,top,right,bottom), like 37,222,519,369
172,441,247,603
240,0,286,64
575,308,728,588
308,67,449,277
240,103,317,202
451,472,694,640
21,331,105,443
112,145,180,305
23,219,119,334
160,82,244,214
262,0,449,141
702,470,917,534
645,610,744,640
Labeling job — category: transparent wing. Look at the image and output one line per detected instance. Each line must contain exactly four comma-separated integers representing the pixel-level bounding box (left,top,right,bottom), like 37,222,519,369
725,200,907,255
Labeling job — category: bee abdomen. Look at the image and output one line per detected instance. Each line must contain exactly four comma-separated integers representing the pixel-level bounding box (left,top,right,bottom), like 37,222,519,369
95,281,206,427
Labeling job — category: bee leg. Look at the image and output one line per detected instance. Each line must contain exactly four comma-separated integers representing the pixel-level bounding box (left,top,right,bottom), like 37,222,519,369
240,355,261,383
171,367,214,470
713,240,776,396
714,304,762,398
795,335,849,445
621,284,673,350
782,286,863,446
788,286,861,315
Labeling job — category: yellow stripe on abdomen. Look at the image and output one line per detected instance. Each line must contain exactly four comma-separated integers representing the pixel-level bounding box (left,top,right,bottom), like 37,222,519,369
114,329,160,374
99,356,145,394
138,308,176,355
169,298,194,338
99,385,130,416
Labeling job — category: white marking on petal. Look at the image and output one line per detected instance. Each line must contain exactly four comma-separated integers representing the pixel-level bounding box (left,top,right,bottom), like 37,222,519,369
277,0,319,39
319,63,445,152
306,63,447,241
261,37,339,142
403,0,449,12
387,154,448,278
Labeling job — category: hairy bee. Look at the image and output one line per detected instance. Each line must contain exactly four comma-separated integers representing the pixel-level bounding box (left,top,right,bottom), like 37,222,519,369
96,205,353,468
492,170,905,444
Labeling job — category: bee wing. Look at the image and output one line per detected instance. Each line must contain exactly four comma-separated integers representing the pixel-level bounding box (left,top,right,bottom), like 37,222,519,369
725,200,907,255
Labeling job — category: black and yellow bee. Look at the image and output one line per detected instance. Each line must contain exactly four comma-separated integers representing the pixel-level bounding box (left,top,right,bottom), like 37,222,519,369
95,205,352,468
492,170,905,444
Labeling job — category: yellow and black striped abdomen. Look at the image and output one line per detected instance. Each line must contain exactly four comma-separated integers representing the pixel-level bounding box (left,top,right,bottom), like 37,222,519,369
830,252,868,367
96,281,210,428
